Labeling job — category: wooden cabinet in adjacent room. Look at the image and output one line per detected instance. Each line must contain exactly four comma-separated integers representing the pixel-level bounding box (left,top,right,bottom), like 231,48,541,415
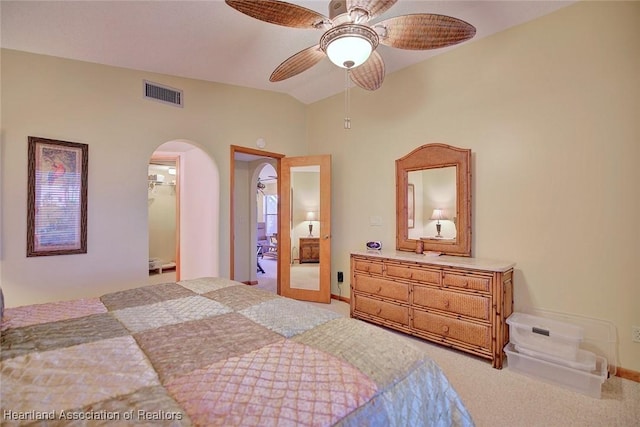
299,237,320,263
350,251,515,369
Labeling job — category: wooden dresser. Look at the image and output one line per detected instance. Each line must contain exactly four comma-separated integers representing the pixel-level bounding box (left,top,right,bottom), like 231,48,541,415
350,251,515,369
299,237,320,263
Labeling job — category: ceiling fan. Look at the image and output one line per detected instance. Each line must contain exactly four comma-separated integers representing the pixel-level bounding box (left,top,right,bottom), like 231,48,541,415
257,176,277,194
257,179,266,194
225,0,476,91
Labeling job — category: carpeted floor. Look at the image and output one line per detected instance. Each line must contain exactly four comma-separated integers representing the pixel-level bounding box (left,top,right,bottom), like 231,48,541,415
151,263,640,426
255,257,277,292
406,333,640,426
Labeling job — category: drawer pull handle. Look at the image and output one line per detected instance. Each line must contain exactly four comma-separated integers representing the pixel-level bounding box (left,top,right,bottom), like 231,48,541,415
376,308,382,315
444,300,450,308
442,325,450,334
462,281,469,288
376,286,382,293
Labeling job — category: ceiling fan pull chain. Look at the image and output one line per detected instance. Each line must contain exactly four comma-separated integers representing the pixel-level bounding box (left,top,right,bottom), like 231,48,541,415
344,68,351,130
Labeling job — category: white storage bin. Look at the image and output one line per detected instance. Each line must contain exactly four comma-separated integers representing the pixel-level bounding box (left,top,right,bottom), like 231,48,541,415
520,307,618,377
507,312,583,361
514,344,596,371
504,343,607,398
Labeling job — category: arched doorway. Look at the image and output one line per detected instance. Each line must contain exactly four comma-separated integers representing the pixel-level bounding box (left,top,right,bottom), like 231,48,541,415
148,140,219,283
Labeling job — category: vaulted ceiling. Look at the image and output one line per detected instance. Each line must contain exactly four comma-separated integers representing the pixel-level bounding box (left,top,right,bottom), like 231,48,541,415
1,1,574,104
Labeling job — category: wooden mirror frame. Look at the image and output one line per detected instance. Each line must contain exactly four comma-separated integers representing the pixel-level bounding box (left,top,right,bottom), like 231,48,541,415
396,143,472,256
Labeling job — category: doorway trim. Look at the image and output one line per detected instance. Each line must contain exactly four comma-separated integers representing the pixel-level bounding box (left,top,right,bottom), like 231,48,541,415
230,145,284,284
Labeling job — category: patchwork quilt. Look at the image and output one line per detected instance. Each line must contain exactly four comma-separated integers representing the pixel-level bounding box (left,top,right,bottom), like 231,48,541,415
1,277,474,426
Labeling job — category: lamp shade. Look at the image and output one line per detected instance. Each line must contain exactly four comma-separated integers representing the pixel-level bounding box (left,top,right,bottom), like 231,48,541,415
430,209,448,221
306,211,317,221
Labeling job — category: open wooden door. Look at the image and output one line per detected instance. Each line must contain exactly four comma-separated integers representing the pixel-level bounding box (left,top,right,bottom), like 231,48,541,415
279,155,331,303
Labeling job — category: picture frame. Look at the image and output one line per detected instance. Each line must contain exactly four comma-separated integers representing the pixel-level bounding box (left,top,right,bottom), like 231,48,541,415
27,136,88,256
407,183,415,229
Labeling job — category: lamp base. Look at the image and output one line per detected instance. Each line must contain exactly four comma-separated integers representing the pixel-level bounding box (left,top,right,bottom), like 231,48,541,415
308,223,313,237
435,223,442,238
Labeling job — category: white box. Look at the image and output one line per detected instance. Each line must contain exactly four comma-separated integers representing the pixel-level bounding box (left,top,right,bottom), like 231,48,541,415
504,343,607,398
520,307,618,377
514,344,596,371
507,312,583,361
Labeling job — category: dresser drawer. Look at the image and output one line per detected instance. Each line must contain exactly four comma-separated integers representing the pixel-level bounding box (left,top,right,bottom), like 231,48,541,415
354,294,409,326
353,275,409,302
443,272,491,292
412,309,491,350
353,259,384,275
412,286,490,321
385,263,441,285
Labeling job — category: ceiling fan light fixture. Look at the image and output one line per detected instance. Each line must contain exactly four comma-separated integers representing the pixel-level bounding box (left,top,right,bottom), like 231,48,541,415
320,24,378,69
327,37,371,68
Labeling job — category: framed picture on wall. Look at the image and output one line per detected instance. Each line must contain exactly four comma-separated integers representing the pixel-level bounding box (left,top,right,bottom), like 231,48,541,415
407,183,415,229
27,136,88,256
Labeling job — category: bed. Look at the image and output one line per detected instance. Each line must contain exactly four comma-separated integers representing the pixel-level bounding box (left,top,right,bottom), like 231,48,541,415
1,277,473,426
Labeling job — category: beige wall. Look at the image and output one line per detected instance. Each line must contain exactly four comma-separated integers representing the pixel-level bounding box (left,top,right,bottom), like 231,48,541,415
233,161,252,282
178,146,220,280
1,48,306,306
308,1,639,371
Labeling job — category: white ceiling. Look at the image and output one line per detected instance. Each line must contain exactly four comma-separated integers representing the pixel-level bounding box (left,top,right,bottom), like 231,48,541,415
1,1,574,104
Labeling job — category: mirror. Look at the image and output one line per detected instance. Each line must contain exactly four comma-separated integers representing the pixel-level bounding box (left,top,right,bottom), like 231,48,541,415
290,165,320,291
280,154,331,303
396,144,471,256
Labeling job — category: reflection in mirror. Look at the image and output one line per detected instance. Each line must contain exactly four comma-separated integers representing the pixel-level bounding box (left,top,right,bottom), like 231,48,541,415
396,143,471,256
290,166,320,291
407,167,457,241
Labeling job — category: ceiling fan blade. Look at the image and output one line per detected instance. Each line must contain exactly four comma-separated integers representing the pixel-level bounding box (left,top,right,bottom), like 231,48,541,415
270,45,326,82
226,0,330,29
346,0,397,23
375,14,476,50
350,50,385,91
